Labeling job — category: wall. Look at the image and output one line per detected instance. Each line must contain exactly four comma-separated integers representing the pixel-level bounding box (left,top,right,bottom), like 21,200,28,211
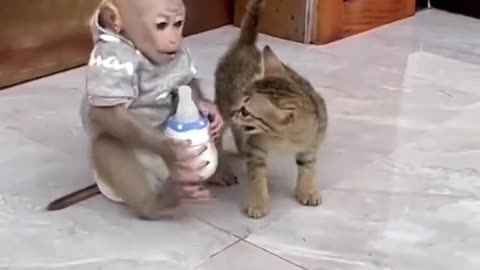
0,0,234,89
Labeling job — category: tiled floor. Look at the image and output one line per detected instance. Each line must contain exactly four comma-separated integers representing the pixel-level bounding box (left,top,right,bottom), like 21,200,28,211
1,9,480,270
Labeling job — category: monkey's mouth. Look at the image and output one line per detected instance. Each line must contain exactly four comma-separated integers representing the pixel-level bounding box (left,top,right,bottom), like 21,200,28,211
166,52,177,58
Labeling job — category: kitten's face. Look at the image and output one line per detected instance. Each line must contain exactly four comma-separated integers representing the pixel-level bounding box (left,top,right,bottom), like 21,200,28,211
230,79,298,136
230,45,300,136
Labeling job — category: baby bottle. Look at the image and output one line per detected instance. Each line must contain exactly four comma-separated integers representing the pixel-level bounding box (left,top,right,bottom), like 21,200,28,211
164,85,218,180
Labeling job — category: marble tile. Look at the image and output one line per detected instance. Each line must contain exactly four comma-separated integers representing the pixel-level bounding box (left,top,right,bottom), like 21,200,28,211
191,116,433,237
190,151,302,238
0,127,91,202
197,241,303,270
1,8,480,270
0,85,87,156
0,128,237,270
25,261,188,270
246,190,480,270
333,104,480,198
186,10,480,241
364,10,480,66
398,50,480,97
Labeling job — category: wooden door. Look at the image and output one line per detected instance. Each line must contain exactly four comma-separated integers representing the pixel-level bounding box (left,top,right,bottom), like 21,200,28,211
314,0,416,44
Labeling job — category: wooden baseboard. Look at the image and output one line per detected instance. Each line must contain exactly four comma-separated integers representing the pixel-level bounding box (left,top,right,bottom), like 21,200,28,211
314,0,416,44
0,0,233,89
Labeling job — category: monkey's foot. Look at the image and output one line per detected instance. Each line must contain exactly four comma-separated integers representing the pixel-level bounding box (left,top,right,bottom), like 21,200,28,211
207,164,239,187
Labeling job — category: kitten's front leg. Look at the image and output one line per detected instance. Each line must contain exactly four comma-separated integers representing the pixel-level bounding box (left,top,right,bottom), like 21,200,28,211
208,133,239,186
295,152,321,206
231,124,245,155
244,136,270,218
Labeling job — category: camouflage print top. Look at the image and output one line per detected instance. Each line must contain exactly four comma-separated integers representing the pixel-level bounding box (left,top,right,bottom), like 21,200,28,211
80,9,197,134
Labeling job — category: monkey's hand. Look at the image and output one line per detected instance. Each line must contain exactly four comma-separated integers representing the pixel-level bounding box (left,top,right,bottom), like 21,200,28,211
160,177,211,207
162,142,212,203
198,100,224,141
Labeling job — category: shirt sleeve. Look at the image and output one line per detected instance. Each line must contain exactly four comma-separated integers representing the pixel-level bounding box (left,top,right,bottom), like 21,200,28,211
85,39,139,107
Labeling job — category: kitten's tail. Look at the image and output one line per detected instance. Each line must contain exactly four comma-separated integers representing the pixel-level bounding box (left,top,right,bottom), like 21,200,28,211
46,184,100,211
238,0,266,45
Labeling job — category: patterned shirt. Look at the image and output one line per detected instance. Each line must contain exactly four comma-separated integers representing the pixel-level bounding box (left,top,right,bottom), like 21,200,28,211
80,9,197,133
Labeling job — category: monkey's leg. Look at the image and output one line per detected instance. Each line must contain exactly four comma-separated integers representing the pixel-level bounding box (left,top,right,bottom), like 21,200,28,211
91,135,178,220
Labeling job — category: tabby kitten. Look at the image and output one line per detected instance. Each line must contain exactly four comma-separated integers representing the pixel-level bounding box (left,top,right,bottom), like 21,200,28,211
214,0,328,219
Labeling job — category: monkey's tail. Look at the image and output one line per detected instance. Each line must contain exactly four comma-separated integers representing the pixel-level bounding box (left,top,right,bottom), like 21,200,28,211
238,0,266,45
46,184,101,211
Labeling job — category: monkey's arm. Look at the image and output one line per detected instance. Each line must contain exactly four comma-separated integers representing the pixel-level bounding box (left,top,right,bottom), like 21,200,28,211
89,105,170,155
189,78,207,103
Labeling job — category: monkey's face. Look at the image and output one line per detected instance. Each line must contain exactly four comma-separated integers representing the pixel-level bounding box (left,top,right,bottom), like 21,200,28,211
119,0,186,65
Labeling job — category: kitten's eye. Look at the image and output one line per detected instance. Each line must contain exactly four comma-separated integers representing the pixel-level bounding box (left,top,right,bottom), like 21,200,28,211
156,22,168,30
174,20,184,28
241,107,250,117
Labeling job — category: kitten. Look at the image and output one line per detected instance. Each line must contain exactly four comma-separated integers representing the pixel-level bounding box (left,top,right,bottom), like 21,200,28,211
214,0,328,218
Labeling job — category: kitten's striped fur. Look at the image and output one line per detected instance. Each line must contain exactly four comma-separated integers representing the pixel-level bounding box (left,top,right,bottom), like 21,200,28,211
214,0,328,218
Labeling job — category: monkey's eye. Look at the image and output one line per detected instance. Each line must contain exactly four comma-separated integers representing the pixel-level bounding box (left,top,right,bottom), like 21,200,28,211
156,22,168,30
174,20,184,28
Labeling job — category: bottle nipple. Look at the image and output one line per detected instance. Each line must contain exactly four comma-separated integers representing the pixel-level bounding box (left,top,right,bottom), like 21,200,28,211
175,85,200,123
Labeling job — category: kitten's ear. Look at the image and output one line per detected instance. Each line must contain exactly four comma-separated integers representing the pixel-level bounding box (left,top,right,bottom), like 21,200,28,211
262,46,289,78
98,1,122,33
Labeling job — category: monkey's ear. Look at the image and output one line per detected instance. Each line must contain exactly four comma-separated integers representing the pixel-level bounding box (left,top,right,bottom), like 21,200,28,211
262,45,289,78
99,1,122,33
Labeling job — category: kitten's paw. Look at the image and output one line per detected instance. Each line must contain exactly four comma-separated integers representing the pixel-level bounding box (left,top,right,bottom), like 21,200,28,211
244,197,269,219
295,189,322,206
207,166,238,187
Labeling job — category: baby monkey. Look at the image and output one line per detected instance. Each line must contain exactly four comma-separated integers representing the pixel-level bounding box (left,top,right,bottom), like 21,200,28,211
46,0,227,219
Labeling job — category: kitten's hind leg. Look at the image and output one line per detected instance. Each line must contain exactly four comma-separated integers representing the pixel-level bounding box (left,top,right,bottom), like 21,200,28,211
295,151,321,206
207,131,239,186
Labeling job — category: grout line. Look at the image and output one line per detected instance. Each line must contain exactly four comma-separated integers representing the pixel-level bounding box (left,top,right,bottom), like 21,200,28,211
328,187,479,200
193,238,243,269
195,217,245,240
242,240,310,270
